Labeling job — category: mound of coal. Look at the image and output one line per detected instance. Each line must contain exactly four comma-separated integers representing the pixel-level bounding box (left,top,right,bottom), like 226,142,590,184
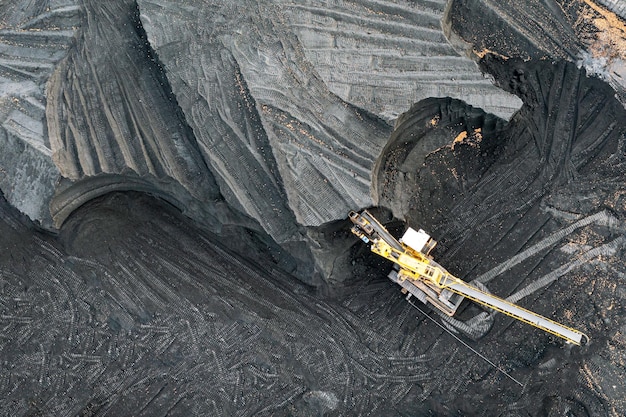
371,56,626,415
0,0,526,286
0,191,531,416
1,0,626,415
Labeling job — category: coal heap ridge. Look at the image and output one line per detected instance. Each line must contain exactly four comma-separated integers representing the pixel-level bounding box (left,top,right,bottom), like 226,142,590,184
0,0,626,416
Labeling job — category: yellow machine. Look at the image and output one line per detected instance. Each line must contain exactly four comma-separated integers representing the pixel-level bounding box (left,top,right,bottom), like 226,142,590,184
349,210,588,345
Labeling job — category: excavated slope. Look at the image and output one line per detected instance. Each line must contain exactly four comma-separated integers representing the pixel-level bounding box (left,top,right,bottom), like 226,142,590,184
1,0,626,415
280,0,521,121
444,0,626,107
45,0,224,229
0,0,80,227
4,0,623,285
136,0,390,230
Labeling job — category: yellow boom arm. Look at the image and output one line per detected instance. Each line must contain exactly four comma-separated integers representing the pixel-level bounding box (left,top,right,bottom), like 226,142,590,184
349,210,588,345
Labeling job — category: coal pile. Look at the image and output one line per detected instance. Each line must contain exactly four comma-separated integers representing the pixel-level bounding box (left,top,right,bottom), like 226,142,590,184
0,0,625,415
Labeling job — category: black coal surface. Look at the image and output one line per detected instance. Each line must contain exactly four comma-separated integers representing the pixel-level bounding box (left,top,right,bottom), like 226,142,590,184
373,57,626,415
0,191,466,416
2,56,626,413
2,1,626,416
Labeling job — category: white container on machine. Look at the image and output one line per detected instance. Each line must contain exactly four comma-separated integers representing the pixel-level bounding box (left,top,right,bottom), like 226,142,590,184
400,227,436,254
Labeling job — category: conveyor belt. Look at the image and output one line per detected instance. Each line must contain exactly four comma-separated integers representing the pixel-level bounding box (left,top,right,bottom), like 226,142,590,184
360,210,404,252
446,278,587,345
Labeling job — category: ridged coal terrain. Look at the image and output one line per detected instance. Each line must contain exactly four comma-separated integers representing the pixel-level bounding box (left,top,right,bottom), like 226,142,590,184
1,0,626,415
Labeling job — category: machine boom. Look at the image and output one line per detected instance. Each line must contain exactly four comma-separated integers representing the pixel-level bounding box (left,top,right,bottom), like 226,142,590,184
349,210,588,345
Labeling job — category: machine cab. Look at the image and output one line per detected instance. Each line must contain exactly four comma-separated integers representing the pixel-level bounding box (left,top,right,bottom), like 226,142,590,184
400,227,437,255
